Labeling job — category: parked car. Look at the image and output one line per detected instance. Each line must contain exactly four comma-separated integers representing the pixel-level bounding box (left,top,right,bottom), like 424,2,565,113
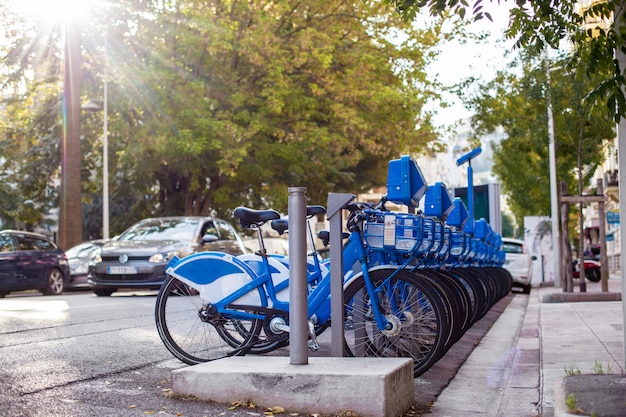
87,216,247,296
65,240,107,291
0,230,70,297
501,237,534,294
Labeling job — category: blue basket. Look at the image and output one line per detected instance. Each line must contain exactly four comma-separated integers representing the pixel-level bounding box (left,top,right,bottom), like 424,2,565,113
364,210,422,253
439,226,451,258
429,221,445,255
449,231,466,257
415,217,434,254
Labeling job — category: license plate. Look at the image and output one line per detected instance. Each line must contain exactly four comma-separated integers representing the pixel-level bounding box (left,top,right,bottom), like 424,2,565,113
108,266,137,274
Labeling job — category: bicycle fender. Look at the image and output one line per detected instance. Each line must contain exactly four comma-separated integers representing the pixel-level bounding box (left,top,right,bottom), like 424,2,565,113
166,252,262,305
237,254,291,302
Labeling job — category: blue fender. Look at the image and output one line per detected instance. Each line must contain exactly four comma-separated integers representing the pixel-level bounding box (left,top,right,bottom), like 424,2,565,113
166,252,265,306
237,253,291,303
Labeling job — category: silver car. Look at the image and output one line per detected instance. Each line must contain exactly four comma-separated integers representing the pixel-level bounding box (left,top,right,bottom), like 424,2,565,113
502,237,533,294
87,216,246,296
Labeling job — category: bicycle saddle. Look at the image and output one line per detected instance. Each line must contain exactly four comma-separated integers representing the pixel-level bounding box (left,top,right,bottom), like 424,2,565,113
233,207,281,228
307,205,326,217
271,218,289,235
317,230,349,246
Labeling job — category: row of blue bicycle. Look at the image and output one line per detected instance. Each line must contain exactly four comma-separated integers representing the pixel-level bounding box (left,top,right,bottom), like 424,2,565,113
154,150,513,377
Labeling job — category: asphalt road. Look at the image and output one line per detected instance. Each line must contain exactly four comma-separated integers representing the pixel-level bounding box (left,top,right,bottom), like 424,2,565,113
0,289,516,417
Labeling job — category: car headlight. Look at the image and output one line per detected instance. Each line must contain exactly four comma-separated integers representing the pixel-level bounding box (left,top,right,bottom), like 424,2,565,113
149,251,177,263
89,249,102,265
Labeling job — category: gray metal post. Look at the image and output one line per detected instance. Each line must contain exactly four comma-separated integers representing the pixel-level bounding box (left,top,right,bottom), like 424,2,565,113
597,179,609,292
288,187,308,365
327,193,356,357
615,3,626,369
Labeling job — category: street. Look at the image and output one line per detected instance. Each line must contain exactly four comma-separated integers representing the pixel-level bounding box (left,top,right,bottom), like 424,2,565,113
0,290,515,417
0,290,243,417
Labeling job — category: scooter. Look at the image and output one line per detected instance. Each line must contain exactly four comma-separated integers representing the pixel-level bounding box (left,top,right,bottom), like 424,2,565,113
572,258,601,282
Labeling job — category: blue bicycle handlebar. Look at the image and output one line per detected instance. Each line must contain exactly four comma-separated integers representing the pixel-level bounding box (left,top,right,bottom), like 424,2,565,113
456,147,482,166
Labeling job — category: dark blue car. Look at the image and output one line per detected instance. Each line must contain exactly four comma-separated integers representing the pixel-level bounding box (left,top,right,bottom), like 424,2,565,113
0,230,70,298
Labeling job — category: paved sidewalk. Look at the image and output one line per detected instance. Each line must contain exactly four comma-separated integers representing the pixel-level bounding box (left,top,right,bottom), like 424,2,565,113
428,274,624,417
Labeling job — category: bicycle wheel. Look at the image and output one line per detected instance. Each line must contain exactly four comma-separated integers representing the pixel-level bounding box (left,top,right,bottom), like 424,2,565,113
414,269,467,347
343,267,449,377
155,275,264,364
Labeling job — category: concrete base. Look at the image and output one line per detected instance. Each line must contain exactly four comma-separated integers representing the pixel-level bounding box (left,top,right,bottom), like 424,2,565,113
542,292,621,303
172,356,414,417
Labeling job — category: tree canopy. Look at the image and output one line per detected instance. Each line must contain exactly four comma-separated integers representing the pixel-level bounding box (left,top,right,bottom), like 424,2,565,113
386,0,626,121
467,50,614,228
0,0,450,238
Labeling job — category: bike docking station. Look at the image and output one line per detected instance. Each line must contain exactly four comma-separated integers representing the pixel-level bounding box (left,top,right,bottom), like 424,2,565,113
167,149,512,417
170,186,414,417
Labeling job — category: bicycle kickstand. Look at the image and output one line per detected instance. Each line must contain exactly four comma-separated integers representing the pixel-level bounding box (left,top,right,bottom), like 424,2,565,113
307,321,319,351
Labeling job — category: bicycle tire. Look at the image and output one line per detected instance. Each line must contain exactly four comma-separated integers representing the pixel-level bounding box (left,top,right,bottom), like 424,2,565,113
155,275,264,365
410,270,462,349
343,267,450,377
427,269,473,335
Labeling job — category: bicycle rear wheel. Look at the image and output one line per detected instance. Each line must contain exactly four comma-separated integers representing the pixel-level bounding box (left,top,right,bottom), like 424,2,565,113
155,275,264,365
343,267,449,377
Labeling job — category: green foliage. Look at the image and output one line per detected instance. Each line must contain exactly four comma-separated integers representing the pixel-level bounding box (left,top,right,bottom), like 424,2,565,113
500,212,517,238
384,0,626,121
467,50,614,227
0,0,448,236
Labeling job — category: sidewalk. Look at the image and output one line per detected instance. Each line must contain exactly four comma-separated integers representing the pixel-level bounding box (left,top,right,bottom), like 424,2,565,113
428,274,624,417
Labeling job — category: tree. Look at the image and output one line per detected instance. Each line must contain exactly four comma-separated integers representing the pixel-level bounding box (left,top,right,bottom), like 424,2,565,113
384,0,626,121
467,51,614,228
500,211,517,238
90,0,446,223
1,0,450,236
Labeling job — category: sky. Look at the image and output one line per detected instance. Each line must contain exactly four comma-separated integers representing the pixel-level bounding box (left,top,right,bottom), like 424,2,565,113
426,2,516,129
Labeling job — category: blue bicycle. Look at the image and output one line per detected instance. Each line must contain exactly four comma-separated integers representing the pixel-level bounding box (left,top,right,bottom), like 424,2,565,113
154,153,510,376
154,202,450,376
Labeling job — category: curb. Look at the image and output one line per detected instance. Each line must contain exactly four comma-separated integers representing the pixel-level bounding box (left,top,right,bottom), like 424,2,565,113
542,292,622,303
553,376,589,417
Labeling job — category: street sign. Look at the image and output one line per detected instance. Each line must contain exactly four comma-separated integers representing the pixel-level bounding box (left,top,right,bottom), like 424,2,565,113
607,210,620,225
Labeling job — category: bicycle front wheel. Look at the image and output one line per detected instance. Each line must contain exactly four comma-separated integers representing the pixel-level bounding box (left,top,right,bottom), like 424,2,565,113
155,275,264,365
343,267,449,377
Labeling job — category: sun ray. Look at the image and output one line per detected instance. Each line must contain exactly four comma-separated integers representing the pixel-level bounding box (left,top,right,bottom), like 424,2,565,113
10,0,99,25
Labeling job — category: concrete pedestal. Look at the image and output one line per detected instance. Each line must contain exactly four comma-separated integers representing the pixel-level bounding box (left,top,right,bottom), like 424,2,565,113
172,356,414,417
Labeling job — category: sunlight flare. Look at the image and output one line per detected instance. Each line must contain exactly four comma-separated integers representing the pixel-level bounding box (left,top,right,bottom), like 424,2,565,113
10,0,99,25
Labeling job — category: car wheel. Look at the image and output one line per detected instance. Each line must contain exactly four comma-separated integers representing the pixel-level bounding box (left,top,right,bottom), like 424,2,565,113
42,268,65,295
93,289,116,297
0,292,8,298
522,283,532,294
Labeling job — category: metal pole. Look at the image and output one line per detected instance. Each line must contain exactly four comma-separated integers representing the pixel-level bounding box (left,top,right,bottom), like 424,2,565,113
103,33,109,239
327,193,355,357
545,48,561,287
288,187,308,365
614,2,626,370
597,179,608,292
456,147,481,235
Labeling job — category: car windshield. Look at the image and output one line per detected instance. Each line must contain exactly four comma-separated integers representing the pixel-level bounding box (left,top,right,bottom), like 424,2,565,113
66,243,98,258
118,218,199,241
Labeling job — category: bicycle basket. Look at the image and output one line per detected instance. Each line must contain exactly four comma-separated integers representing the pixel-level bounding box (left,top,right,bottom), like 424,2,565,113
364,210,422,253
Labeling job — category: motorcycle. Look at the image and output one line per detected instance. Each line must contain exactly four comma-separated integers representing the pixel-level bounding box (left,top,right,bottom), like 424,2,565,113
572,258,601,282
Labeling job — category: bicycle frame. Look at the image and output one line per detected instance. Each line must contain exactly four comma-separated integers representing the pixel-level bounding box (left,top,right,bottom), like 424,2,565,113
164,211,394,334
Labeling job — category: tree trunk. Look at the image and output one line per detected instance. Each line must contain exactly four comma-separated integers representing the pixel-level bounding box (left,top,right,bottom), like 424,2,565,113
58,21,83,251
